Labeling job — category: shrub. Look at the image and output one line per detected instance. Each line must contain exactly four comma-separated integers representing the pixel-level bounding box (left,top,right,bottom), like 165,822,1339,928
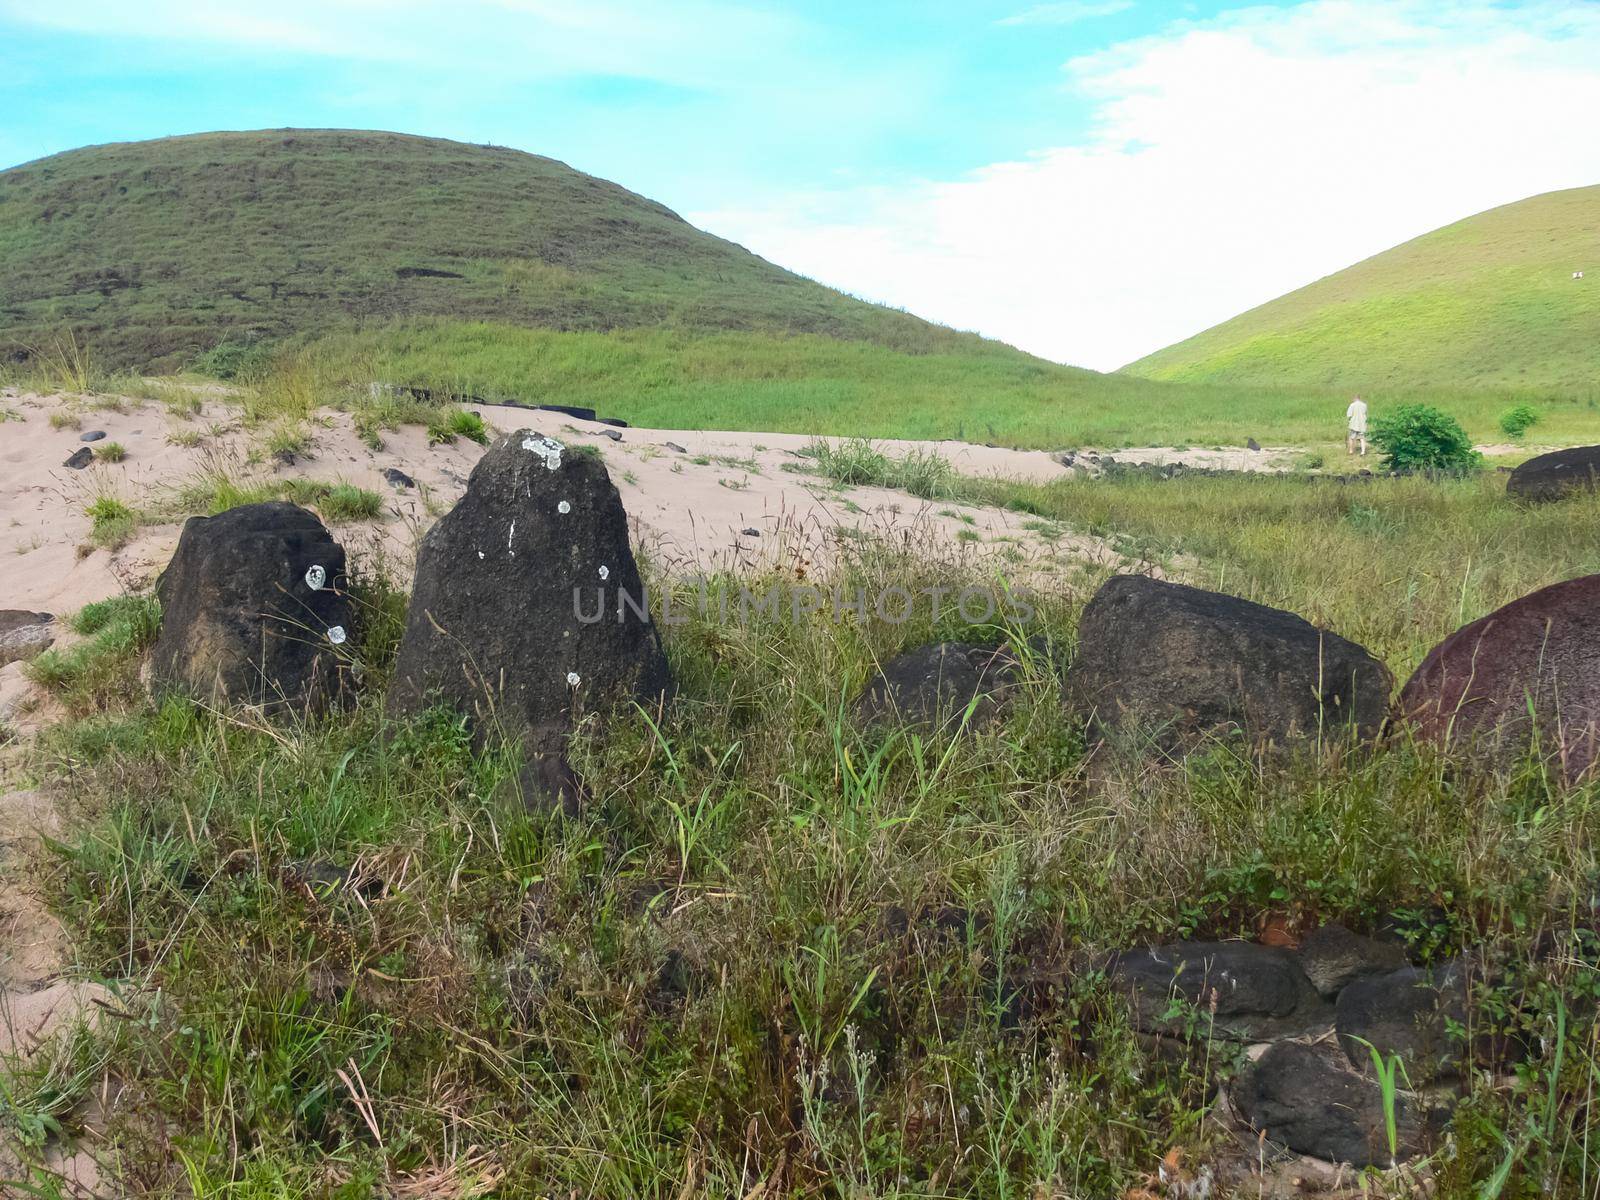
94,441,127,463
1369,404,1481,474
1498,404,1540,439
193,339,274,382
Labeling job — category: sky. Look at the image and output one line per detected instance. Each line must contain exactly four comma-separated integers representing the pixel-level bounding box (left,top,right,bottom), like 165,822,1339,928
3,0,1599,370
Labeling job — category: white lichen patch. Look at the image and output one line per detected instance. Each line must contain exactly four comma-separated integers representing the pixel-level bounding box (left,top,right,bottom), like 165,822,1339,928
566,671,581,687
558,500,571,514
522,434,565,471
598,565,610,580
508,520,516,554
304,564,326,591
327,625,347,645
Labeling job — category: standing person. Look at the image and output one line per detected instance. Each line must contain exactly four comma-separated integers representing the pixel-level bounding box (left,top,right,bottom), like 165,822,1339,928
1345,395,1368,456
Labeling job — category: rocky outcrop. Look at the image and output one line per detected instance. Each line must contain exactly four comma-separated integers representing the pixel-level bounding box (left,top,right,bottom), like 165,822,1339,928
1397,574,1600,783
0,611,55,667
387,431,671,810
1067,576,1390,754
1506,445,1600,503
853,642,1023,733
150,502,356,712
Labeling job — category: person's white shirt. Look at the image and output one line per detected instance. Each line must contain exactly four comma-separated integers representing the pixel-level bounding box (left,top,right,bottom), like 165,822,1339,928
1346,398,1368,433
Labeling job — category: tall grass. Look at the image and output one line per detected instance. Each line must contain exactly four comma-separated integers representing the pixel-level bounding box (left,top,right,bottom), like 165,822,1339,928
13,502,1600,1194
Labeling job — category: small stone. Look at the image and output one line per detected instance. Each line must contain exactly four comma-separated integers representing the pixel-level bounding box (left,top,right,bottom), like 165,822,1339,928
0,611,55,667
383,467,415,489
79,430,106,443
664,442,688,454
741,527,760,537
1246,437,1262,451
599,429,623,442
273,449,297,467
63,447,93,469
853,642,1024,734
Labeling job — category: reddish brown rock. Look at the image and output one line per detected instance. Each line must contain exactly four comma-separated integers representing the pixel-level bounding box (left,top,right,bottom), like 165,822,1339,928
1398,574,1600,782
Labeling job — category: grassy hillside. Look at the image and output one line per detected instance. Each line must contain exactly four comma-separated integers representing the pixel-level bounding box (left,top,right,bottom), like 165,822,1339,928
0,129,988,370
304,320,1600,448
1125,185,1600,392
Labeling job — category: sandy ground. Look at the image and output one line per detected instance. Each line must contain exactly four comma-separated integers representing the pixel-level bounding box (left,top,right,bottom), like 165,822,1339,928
0,386,1204,619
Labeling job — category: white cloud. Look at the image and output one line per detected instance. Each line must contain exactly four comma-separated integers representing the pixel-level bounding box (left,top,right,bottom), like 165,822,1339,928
998,1,1132,27
694,0,1600,370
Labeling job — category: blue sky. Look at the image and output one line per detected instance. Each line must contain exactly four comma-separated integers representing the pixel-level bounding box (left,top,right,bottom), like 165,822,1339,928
4,1,1598,368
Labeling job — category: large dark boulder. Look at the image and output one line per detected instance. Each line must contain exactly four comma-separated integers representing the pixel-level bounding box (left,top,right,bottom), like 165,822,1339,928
1066,576,1390,753
150,502,356,711
1232,1041,1447,1167
1507,445,1600,504
853,642,1023,732
1105,941,1329,1041
1397,574,1600,783
387,431,671,807
1335,964,1467,1082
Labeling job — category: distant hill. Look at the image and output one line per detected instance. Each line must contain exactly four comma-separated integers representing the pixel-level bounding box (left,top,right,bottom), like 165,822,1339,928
1124,186,1600,392
0,129,995,370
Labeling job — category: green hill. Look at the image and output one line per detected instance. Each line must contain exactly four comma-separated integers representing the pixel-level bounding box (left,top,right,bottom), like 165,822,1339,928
1124,185,1600,392
0,129,991,370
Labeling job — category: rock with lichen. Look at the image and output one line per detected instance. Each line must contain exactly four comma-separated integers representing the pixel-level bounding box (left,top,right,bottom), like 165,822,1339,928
387,430,671,810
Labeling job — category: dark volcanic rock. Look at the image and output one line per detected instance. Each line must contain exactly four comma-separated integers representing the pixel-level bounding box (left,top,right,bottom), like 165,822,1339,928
1398,574,1600,783
382,467,415,490
1295,924,1408,998
387,430,672,789
0,610,55,666
599,429,623,442
853,642,1023,733
536,404,597,422
150,502,356,712
1066,575,1390,753
63,447,93,469
1246,437,1262,451
79,430,106,443
1232,1041,1446,1167
1507,445,1600,504
1105,941,1329,1041
1335,964,1467,1082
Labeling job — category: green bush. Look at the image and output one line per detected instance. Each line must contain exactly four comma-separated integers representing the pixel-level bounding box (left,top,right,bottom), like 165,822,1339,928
192,339,275,382
1369,404,1481,474
1498,404,1540,439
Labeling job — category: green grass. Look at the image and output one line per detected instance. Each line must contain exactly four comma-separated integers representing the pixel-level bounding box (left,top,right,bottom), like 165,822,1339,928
302,320,1600,449
174,471,385,523
16,481,1600,1193
84,493,138,549
1126,184,1600,392
25,594,160,712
